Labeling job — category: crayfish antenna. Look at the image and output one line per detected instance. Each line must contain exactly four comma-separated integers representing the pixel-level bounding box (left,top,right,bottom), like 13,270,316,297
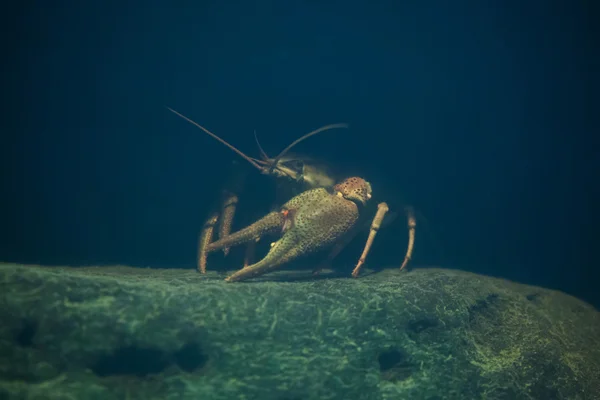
166,106,264,172
253,129,271,161
268,123,349,175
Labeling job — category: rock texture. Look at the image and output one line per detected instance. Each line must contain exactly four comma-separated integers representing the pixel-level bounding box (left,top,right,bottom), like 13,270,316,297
1,263,599,400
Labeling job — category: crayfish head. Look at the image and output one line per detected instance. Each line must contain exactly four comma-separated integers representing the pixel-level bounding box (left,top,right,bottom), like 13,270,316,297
334,177,372,206
267,155,337,190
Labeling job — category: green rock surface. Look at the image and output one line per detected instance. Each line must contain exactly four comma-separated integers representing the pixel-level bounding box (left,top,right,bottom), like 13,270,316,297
1,263,598,400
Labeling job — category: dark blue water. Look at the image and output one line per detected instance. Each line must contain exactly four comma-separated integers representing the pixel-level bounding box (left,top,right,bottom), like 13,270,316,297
2,1,596,306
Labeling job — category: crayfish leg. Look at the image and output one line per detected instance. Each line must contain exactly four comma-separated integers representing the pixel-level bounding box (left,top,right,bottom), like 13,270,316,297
225,235,301,282
243,239,258,268
217,190,239,256
351,202,389,278
198,212,219,274
206,211,285,254
399,206,416,271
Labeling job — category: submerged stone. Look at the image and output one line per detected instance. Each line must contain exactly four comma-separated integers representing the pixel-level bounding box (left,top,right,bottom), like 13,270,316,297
0,263,598,399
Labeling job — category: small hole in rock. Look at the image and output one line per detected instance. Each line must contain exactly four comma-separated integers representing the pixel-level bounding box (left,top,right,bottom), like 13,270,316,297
92,346,169,377
468,293,500,321
407,318,438,334
173,342,208,373
379,349,406,372
15,319,37,347
526,293,541,302
378,348,414,382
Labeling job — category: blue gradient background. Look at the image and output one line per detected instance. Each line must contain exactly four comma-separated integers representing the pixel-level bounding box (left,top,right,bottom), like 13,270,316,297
2,1,596,305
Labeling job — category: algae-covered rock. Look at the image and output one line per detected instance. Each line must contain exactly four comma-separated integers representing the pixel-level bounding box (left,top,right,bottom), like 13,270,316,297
0,262,598,400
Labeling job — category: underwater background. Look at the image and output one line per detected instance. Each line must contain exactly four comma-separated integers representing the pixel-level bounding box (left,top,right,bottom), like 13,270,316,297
1,1,598,399
3,0,595,305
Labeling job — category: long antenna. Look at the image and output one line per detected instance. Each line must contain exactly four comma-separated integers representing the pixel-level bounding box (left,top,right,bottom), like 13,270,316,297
268,123,349,175
253,129,270,161
166,107,263,171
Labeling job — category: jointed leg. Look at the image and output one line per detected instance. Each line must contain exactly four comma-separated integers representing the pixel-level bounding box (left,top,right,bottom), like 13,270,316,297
197,166,247,273
351,204,417,277
196,191,239,273
224,227,303,283
399,206,416,271
206,211,285,254
244,240,257,268
352,202,389,277
198,208,283,274
218,190,239,256
198,212,219,273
